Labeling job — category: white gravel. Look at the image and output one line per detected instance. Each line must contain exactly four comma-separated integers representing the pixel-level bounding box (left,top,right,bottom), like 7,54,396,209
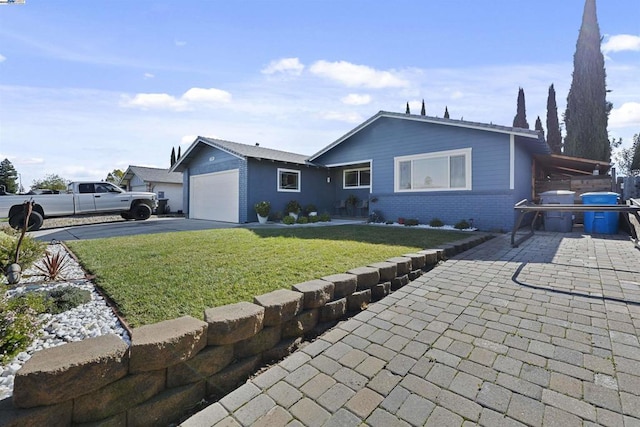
1,243,130,400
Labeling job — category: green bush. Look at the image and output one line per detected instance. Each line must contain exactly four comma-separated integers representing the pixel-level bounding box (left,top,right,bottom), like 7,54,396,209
296,216,309,224
45,287,92,314
254,201,271,217
282,215,295,225
404,219,419,226
285,200,301,214
319,212,331,222
304,204,317,215
0,230,46,272
309,215,320,223
429,218,445,227
454,220,471,230
0,294,44,364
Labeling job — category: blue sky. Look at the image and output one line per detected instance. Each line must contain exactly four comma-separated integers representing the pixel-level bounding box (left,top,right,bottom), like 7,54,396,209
1,0,639,189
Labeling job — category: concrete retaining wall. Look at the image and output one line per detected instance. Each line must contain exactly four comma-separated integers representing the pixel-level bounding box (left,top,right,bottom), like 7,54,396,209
0,234,493,426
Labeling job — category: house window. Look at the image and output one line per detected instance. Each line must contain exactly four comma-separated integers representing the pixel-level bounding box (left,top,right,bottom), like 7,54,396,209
157,191,165,198
343,167,371,189
278,168,300,192
395,148,471,192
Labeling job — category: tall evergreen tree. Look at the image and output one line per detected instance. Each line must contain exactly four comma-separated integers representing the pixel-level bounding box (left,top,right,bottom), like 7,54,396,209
177,146,181,160
171,147,176,166
444,106,450,119
535,116,545,140
512,87,529,129
546,84,563,154
420,99,426,116
632,134,640,174
563,0,610,161
405,102,410,114
0,158,19,193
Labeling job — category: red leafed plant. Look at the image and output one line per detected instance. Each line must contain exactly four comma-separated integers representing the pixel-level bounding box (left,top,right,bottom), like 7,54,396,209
34,250,70,281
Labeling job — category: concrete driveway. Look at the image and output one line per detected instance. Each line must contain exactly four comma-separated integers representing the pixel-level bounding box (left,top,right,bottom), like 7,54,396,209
29,217,241,241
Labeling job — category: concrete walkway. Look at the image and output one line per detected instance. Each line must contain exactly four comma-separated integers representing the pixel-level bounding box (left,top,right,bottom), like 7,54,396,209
182,232,640,426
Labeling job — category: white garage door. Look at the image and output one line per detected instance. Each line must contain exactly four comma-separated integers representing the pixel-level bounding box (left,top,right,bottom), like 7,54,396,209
189,169,239,222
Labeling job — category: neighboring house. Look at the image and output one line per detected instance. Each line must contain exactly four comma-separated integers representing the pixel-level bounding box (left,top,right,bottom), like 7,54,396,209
120,166,184,213
171,111,550,230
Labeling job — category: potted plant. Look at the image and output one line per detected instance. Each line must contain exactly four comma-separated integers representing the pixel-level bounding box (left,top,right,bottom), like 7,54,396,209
285,200,301,220
346,194,359,216
254,201,270,224
304,203,317,217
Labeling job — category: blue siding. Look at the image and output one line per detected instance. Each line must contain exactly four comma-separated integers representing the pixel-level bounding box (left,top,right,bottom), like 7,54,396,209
246,159,333,221
316,117,526,230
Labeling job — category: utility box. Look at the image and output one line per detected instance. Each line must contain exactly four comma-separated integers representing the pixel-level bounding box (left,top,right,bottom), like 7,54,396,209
540,190,575,232
581,192,619,234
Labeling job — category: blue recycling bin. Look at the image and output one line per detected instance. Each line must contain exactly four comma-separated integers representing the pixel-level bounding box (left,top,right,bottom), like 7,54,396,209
580,192,620,234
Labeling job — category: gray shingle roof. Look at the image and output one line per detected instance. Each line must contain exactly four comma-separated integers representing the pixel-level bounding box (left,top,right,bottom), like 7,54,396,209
198,137,311,165
122,166,183,184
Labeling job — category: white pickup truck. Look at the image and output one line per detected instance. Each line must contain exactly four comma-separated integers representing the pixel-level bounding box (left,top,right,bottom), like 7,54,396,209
0,181,158,231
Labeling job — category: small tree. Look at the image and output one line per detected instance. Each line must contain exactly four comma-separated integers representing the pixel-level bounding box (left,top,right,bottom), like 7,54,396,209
420,99,426,116
170,147,176,167
105,169,123,184
546,84,563,154
444,106,450,119
535,116,545,140
617,133,640,176
512,87,529,129
31,174,68,192
405,102,410,114
0,158,19,193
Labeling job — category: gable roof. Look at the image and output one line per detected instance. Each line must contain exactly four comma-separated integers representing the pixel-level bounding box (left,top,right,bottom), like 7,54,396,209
309,110,550,161
170,136,311,172
121,166,183,185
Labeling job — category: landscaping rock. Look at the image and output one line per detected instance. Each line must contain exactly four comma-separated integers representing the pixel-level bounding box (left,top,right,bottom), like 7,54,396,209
127,381,205,427
417,249,440,265
234,326,282,358
291,280,334,309
254,289,304,326
347,289,371,312
0,397,72,427
13,334,128,408
372,282,391,300
385,256,412,275
347,266,380,290
129,316,207,373
207,356,261,396
391,274,409,291
205,302,265,345
368,262,397,282
402,253,427,269
320,298,347,322
73,370,166,423
167,345,234,388
263,337,303,363
320,273,357,299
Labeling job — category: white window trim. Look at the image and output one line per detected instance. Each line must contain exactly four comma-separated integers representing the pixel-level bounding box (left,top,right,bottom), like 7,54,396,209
343,167,371,190
394,148,472,192
277,168,301,193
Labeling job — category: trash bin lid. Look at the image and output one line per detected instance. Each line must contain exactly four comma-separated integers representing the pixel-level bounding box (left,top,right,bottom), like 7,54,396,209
540,190,575,196
580,192,619,197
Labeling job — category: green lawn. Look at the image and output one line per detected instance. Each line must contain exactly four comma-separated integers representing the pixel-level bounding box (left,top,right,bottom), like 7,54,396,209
67,225,466,327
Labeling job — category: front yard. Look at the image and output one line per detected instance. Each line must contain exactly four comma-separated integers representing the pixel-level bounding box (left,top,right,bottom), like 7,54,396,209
67,225,466,328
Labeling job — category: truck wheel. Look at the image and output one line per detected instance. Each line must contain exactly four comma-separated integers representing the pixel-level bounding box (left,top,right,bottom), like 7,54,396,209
132,204,152,220
9,211,44,231
121,212,133,220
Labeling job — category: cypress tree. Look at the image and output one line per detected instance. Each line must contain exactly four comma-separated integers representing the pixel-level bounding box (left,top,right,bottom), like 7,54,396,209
512,87,529,129
546,84,563,154
631,134,640,174
405,102,410,114
563,0,610,161
177,146,181,160
444,106,450,119
420,99,426,116
535,116,545,140
171,147,176,166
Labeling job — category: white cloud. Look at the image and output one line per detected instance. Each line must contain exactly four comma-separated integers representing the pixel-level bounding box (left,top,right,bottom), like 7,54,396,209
341,94,371,106
121,87,231,111
309,60,409,89
180,135,197,146
261,57,305,75
602,34,640,53
144,73,155,79
319,111,363,123
609,102,640,128
175,40,187,47
0,54,5,63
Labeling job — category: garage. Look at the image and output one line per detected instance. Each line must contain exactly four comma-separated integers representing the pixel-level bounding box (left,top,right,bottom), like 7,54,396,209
189,169,239,222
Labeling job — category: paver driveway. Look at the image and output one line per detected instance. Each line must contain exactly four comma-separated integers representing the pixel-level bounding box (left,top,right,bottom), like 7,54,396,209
183,232,640,426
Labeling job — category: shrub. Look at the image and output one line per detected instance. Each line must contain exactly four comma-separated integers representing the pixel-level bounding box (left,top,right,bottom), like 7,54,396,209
309,215,320,223
254,201,270,217
454,220,471,230
304,204,317,215
429,218,445,227
296,216,309,224
404,219,419,226
285,200,301,214
319,212,331,222
44,287,92,314
0,230,46,273
282,215,295,225
34,250,71,281
0,294,44,364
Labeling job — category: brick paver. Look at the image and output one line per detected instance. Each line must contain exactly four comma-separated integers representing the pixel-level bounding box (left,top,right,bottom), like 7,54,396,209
182,232,640,426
